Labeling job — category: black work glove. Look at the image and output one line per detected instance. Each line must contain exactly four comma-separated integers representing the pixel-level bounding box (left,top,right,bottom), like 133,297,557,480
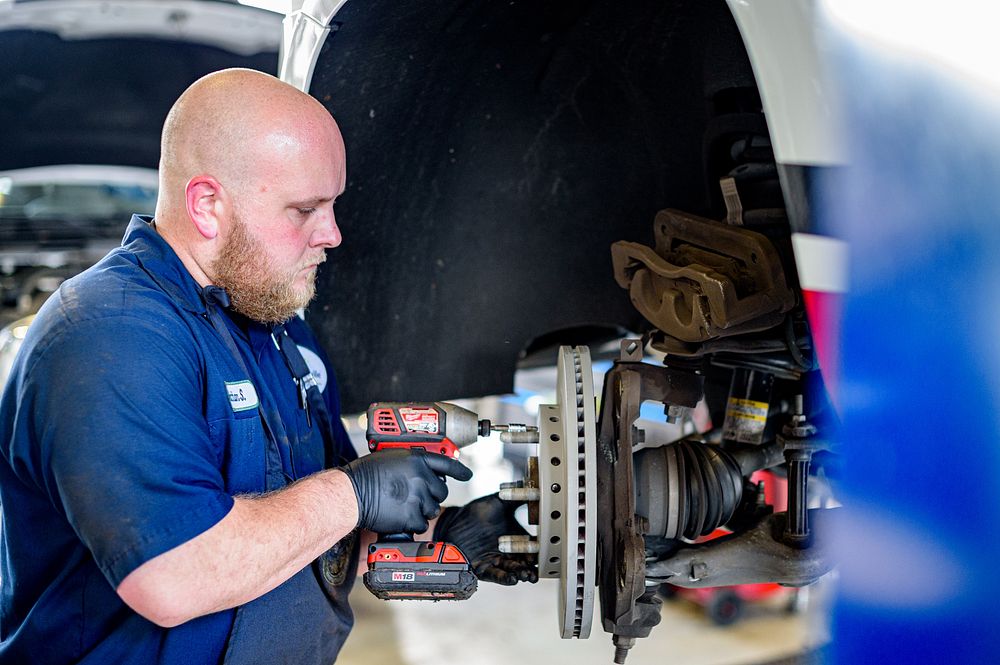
434,493,539,586
341,449,473,534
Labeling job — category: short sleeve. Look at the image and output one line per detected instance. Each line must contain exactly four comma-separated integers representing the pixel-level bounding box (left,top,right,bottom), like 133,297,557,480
15,314,234,587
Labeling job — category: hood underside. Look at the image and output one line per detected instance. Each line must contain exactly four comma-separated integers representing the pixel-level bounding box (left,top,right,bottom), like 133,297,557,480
0,30,277,171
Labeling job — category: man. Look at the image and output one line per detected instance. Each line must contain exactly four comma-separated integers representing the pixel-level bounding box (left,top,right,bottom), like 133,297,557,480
0,69,534,664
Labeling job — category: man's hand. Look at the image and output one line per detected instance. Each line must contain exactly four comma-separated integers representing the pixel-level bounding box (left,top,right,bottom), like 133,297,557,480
434,493,538,586
341,449,472,534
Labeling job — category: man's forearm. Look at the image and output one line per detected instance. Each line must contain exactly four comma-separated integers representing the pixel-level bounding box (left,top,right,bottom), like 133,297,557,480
117,468,359,627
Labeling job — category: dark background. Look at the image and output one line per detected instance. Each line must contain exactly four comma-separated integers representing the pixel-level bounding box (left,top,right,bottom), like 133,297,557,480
306,0,765,412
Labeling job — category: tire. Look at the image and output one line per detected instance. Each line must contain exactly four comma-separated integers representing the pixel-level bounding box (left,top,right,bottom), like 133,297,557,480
707,590,743,626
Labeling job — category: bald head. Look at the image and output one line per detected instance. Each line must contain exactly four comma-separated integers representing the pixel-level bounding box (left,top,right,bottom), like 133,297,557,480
156,68,344,226
152,68,347,304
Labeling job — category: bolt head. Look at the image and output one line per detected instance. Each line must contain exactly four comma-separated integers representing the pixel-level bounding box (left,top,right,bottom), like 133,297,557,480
690,561,708,581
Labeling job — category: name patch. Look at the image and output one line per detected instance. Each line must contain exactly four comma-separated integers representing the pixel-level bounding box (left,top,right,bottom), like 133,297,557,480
225,380,260,412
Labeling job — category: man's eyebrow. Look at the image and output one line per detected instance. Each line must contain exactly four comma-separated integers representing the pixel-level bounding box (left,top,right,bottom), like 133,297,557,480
289,196,335,207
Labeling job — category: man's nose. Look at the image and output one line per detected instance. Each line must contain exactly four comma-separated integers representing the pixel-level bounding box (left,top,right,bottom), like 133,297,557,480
310,207,342,249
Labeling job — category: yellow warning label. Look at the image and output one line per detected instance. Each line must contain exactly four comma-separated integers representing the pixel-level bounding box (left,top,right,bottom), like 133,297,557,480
725,398,768,423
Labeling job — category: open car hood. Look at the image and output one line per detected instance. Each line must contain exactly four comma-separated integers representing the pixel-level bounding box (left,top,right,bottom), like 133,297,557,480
0,0,281,172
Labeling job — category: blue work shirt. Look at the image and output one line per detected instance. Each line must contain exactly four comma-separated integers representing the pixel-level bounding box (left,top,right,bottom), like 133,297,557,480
0,215,359,664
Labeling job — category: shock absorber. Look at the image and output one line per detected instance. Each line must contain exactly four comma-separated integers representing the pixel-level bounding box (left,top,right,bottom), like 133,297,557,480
779,394,818,548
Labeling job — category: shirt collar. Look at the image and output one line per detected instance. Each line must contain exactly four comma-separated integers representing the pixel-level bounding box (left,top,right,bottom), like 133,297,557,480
122,215,284,351
122,214,209,315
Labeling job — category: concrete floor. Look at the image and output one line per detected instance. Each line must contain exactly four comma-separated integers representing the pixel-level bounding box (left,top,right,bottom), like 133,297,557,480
339,577,831,665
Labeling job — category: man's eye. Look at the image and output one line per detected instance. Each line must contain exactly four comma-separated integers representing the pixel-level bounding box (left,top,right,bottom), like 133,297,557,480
297,208,316,216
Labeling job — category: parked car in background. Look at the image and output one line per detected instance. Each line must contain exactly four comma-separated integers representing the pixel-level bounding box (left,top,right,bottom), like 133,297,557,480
0,0,281,327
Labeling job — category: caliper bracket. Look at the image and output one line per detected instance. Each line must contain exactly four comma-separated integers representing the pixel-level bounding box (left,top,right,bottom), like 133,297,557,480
595,340,704,645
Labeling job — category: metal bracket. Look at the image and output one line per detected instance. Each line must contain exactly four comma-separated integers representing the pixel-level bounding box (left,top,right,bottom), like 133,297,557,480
645,508,839,588
595,356,704,647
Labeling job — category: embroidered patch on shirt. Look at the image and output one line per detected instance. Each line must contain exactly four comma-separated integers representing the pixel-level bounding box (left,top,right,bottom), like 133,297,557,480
297,345,328,393
225,380,260,412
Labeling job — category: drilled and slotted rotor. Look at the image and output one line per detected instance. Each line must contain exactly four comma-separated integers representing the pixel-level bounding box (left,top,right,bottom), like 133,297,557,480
498,346,598,637
536,346,598,638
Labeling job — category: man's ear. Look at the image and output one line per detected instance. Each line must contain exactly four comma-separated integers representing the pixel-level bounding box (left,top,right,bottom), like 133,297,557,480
185,176,224,240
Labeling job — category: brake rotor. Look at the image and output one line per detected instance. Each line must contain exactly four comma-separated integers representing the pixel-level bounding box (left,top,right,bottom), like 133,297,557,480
533,346,599,638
